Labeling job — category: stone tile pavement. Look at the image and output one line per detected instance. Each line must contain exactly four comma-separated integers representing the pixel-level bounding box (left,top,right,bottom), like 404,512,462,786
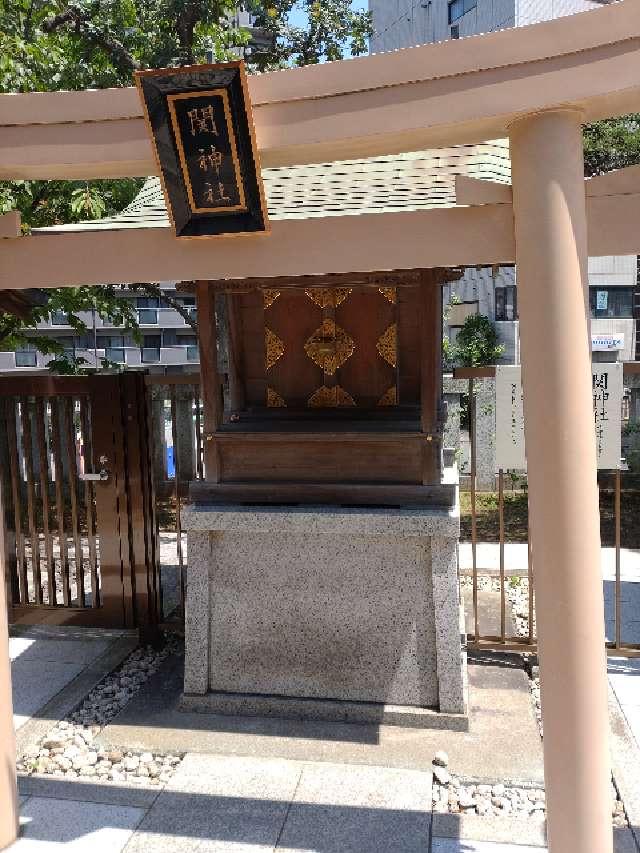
9,627,137,749
609,657,640,750
10,755,638,852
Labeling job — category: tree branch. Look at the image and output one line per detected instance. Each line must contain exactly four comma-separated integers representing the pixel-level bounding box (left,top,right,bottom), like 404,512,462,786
42,6,140,72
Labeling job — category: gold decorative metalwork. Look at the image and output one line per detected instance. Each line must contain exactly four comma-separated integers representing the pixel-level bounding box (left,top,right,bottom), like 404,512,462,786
267,387,286,407
265,327,285,370
304,319,355,376
376,323,397,368
378,287,397,304
263,289,281,309
308,385,356,408
378,386,397,407
305,287,352,309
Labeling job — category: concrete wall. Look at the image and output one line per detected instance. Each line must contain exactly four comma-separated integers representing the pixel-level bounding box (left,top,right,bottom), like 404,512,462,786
369,0,515,53
369,0,605,54
515,0,606,27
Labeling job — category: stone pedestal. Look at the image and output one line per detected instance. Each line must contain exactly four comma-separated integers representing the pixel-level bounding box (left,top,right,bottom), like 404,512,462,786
181,504,467,727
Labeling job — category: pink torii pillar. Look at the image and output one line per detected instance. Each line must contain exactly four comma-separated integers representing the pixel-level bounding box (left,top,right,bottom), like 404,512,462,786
510,108,613,853
0,479,18,849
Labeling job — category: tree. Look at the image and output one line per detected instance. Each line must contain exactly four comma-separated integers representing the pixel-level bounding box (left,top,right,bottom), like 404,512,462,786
451,314,504,368
0,1,373,370
583,115,640,177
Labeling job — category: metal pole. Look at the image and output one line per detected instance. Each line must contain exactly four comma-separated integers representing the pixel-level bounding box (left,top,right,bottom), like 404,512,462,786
469,377,479,643
498,468,506,641
615,468,622,650
0,476,19,850
510,108,612,853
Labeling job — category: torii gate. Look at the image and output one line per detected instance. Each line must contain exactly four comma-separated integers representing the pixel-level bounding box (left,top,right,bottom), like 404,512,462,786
3,3,640,851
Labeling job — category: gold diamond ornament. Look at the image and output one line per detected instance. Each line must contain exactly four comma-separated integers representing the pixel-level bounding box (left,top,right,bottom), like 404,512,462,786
266,387,286,407
304,319,355,376
305,287,352,308
263,289,281,309
308,385,356,408
376,323,397,368
265,328,285,370
378,386,397,407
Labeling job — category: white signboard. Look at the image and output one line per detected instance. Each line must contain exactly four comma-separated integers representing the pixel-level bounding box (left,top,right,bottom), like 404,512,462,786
592,363,623,470
495,364,623,471
495,366,526,471
592,334,624,352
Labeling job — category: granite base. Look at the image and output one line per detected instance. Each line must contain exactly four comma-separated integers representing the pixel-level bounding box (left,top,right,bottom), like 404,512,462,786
182,505,467,724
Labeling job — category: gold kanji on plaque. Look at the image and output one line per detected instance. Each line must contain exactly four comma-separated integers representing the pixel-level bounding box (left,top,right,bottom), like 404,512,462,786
376,324,397,368
305,287,352,309
377,386,397,407
267,387,286,407
304,319,355,376
308,385,356,408
263,289,281,309
265,328,285,370
378,287,397,305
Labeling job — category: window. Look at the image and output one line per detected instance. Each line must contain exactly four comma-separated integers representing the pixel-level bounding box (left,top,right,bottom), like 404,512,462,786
589,287,634,319
15,345,37,367
137,296,159,325
448,0,476,25
180,335,199,361
141,335,162,363
99,334,132,364
495,286,518,321
177,295,197,324
50,310,69,325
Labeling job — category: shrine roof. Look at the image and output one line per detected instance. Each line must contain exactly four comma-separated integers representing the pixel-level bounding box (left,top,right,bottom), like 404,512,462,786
33,143,510,233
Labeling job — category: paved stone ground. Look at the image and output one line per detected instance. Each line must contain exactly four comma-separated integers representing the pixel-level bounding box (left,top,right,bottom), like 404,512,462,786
10,628,134,732
95,651,544,782
10,759,638,852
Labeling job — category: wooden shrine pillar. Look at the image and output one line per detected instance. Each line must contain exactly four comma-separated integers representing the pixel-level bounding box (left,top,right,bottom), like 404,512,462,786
196,281,221,482
420,271,444,485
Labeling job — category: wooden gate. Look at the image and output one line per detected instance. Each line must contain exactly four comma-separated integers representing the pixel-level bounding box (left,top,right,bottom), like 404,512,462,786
0,373,159,631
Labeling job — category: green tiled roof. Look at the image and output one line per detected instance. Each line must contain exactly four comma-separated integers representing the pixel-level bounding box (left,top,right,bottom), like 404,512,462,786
34,143,511,233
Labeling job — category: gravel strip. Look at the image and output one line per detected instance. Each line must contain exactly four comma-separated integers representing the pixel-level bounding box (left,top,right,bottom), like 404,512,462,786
17,636,184,787
431,753,627,827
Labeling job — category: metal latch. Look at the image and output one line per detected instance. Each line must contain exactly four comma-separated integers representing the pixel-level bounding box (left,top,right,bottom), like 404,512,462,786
80,456,109,482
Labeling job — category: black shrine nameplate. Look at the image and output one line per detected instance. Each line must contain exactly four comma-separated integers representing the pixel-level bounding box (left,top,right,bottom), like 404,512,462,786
135,61,269,238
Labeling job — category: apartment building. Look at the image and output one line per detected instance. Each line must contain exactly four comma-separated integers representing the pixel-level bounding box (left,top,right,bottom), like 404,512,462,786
369,0,636,365
0,282,199,374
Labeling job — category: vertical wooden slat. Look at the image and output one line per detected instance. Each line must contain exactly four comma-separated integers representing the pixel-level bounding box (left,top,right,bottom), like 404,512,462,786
50,398,70,606
35,398,55,605
193,387,204,480
420,274,443,485
63,397,85,607
89,375,130,627
122,373,161,636
170,386,185,616
20,398,41,605
226,293,246,412
197,282,222,481
80,397,99,608
5,400,27,604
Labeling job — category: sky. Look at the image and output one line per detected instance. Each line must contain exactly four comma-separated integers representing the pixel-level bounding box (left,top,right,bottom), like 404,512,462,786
288,1,369,29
